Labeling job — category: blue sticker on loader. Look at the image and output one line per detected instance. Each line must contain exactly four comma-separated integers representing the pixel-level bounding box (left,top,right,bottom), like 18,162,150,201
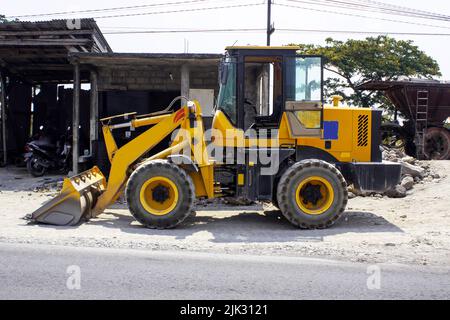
323,121,339,140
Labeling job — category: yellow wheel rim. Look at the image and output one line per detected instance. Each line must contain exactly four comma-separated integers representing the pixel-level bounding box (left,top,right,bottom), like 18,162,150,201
295,176,334,215
139,176,179,216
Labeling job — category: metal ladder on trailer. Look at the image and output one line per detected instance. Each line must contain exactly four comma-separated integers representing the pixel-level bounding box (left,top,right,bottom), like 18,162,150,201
415,90,429,159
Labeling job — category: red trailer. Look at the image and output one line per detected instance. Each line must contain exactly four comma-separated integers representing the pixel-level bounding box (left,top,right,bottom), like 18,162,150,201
357,80,450,160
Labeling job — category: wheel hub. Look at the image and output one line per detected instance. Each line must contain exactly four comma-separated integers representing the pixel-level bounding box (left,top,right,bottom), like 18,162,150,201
295,176,335,215
152,185,170,204
139,176,179,216
300,183,323,206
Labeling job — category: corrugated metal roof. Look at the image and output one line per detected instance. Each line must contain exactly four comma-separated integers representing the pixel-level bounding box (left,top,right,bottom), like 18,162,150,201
0,18,112,52
357,80,450,91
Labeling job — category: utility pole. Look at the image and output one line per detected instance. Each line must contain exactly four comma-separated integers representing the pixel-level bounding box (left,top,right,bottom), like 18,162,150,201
266,0,275,46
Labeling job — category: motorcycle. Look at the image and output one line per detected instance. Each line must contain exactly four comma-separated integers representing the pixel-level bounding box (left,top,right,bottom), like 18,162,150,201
24,126,72,177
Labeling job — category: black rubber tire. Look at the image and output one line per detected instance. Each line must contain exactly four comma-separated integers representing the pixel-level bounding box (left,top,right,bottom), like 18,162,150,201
26,156,46,177
271,158,295,209
276,159,348,229
126,159,195,229
424,127,450,160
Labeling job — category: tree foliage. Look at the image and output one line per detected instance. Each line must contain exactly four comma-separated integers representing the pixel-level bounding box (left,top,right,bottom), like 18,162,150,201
296,36,441,108
0,14,18,23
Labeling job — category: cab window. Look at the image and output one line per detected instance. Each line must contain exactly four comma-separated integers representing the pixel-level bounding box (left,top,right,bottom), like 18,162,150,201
217,58,237,124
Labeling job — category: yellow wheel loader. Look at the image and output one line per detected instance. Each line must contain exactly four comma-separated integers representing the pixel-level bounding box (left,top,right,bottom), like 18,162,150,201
27,46,401,229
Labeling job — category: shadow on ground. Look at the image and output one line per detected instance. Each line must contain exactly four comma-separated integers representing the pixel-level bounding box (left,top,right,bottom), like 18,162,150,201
48,208,403,243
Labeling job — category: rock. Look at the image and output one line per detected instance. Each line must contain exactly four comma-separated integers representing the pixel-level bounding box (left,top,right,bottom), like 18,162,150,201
400,215,407,219
386,185,407,198
348,191,356,199
385,243,396,247
373,193,383,198
432,173,440,179
400,161,425,178
400,176,414,191
401,156,416,164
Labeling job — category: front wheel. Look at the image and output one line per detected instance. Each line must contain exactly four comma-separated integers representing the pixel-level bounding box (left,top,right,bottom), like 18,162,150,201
126,159,195,229
277,160,348,229
26,156,46,177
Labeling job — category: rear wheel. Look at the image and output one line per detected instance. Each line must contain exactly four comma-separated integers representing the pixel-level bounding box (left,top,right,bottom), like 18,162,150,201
126,159,195,229
27,156,46,177
277,160,348,229
424,127,450,160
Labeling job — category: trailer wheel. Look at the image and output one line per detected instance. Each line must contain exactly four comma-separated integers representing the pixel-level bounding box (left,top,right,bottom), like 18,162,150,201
126,159,195,229
277,160,348,229
424,127,450,160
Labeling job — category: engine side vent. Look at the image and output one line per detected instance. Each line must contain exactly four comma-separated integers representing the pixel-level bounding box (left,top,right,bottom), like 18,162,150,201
357,115,369,147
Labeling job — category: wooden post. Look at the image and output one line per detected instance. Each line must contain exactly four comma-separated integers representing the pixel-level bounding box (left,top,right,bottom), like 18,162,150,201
0,72,6,165
72,63,80,174
181,64,190,100
89,70,98,157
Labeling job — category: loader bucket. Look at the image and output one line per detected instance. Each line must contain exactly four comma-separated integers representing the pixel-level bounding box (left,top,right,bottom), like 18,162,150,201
26,166,106,226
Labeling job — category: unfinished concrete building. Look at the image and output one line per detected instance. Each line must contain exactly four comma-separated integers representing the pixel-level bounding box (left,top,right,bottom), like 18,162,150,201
0,19,222,174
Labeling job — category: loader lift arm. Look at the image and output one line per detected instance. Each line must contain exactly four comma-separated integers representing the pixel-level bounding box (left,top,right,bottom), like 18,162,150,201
28,101,213,225
92,108,189,216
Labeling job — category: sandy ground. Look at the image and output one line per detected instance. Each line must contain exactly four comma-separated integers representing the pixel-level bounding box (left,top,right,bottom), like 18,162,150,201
0,161,449,267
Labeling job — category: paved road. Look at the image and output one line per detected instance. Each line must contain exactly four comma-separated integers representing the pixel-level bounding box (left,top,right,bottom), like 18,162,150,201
0,242,448,300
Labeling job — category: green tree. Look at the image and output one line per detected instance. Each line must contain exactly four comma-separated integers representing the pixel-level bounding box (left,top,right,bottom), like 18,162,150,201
296,36,441,108
0,14,18,23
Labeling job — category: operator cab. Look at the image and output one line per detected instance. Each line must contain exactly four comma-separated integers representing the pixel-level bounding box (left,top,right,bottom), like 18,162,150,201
215,46,324,133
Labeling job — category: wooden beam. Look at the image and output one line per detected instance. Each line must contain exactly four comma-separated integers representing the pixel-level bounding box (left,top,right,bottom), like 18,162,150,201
72,63,80,174
0,54,68,60
181,64,190,99
0,30,93,37
0,72,6,165
89,70,98,155
0,39,91,46
13,64,73,71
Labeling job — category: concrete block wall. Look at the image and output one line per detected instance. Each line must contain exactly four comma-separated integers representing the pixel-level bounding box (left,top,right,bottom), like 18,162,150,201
97,65,218,94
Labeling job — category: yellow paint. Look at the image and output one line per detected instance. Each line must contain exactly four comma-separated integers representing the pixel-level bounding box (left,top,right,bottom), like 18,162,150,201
237,174,245,186
189,171,208,197
211,107,372,163
296,107,372,162
93,106,194,215
332,95,343,107
295,176,334,215
139,176,179,216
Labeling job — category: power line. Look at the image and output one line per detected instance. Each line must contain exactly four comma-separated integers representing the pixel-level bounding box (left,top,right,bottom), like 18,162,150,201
14,2,265,20
5,0,218,19
100,27,450,37
275,2,450,30
103,28,265,34
277,28,450,36
343,0,450,20
284,0,450,22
